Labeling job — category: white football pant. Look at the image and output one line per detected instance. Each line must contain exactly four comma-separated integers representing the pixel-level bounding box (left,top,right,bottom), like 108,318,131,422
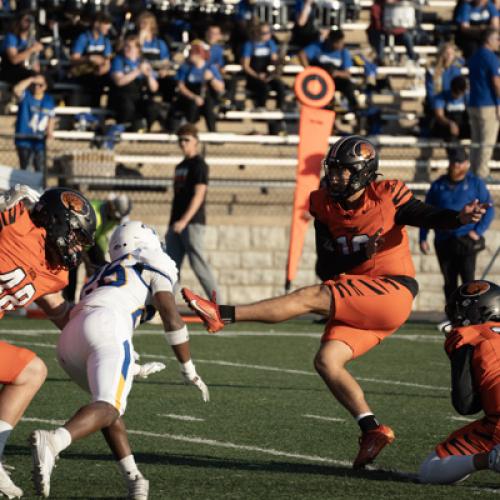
57,305,135,415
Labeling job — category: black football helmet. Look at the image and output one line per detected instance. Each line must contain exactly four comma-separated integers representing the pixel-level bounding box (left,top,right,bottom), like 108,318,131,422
445,280,500,326
30,188,96,269
323,136,379,200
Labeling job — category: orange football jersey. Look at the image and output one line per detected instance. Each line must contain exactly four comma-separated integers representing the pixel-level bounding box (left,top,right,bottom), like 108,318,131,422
453,322,500,415
0,202,68,318
310,179,416,277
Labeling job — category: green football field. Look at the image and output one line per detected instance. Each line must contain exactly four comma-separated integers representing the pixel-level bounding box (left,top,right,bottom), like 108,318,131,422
1,318,499,499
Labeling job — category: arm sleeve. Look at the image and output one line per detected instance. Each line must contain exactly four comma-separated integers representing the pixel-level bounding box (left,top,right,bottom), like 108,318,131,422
342,49,353,70
160,39,170,60
314,219,369,280
211,65,223,81
175,64,187,82
193,158,209,185
104,38,112,57
71,33,86,55
241,42,252,58
269,39,278,55
450,344,483,415
395,196,461,230
110,56,123,74
454,2,469,23
432,92,445,110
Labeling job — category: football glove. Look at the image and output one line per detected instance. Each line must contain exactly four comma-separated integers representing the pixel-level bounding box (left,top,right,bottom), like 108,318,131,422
134,362,166,379
444,328,482,357
181,371,210,403
0,184,40,211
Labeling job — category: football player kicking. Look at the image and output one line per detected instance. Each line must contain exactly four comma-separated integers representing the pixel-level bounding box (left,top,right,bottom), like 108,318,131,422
182,135,489,469
419,280,500,484
0,186,96,499
30,221,209,500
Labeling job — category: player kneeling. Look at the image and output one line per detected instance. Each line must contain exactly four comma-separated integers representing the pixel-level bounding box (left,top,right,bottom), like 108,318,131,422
30,221,209,499
419,280,500,484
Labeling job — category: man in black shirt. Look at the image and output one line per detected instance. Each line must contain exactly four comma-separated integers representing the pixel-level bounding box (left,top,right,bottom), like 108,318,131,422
166,123,221,300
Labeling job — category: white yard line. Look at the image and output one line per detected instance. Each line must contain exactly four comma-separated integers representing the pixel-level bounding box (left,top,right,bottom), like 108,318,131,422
449,416,476,422
0,328,443,342
157,414,205,422
303,414,346,423
5,339,450,392
21,417,351,466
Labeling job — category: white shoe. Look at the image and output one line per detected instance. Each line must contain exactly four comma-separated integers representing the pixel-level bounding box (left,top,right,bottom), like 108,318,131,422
30,430,58,497
127,474,149,500
0,462,23,498
489,444,500,472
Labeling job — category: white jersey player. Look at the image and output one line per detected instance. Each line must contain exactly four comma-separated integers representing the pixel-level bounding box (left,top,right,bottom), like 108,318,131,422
29,221,209,500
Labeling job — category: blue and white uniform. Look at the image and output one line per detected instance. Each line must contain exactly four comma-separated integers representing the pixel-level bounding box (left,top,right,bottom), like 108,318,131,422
57,248,178,415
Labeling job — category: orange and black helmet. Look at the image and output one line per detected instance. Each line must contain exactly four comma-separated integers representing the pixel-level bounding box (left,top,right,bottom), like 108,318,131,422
31,188,96,269
323,135,378,200
446,280,500,326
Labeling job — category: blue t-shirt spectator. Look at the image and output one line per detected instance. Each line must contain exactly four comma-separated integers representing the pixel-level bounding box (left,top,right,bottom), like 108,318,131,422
72,30,112,57
468,47,500,106
420,171,494,242
1,33,28,54
242,39,277,72
425,61,464,104
141,38,170,63
111,55,143,79
208,44,225,68
304,41,352,69
455,0,499,25
15,91,55,150
433,89,470,113
175,63,222,85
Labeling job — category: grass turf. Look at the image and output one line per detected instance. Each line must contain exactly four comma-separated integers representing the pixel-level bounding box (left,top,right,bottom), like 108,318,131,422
1,318,499,499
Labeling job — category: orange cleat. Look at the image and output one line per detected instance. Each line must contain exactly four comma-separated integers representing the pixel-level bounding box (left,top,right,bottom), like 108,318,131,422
352,424,395,469
181,288,225,333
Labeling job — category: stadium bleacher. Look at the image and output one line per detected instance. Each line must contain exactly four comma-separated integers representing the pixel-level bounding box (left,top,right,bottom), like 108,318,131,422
0,0,499,220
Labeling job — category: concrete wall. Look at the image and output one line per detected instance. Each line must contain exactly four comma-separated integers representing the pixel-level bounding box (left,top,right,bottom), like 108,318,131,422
176,224,500,312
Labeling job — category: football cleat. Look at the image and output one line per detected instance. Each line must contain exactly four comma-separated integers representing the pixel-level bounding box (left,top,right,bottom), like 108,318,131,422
181,288,224,333
353,424,395,469
0,462,23,499
488,444,500,472
127,474,149,500
30,430,58,498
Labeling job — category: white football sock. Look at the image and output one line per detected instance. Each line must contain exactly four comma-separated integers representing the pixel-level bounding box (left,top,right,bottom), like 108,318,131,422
419,451,475,484
0,420,13,458
52,427,72,455
118,455,141,479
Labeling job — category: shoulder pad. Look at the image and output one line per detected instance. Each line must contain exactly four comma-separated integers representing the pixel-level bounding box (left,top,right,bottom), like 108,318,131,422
133,248,179,283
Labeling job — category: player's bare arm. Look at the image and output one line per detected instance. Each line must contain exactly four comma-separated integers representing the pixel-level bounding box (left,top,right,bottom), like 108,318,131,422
35,292,72,329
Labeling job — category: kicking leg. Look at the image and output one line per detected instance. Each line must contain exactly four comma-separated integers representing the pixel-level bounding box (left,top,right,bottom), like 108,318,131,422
183,284,332,332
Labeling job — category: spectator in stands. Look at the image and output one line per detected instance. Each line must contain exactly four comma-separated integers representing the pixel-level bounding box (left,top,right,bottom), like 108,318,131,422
0,11,43,84
206,24,226,73
137,11,175,104
109,34,159,132
70,12,113,107
455,0,499,59
300,29,358,112
423,42,464,135
419,146,494,307
241,22,286,111
64,194,132,302
167,40,224,132
432,75,470,141
231,0,257,61
467,28,500,180
13,74,54,173
367,0,417,65
166,123,221,300
291,0,320,49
